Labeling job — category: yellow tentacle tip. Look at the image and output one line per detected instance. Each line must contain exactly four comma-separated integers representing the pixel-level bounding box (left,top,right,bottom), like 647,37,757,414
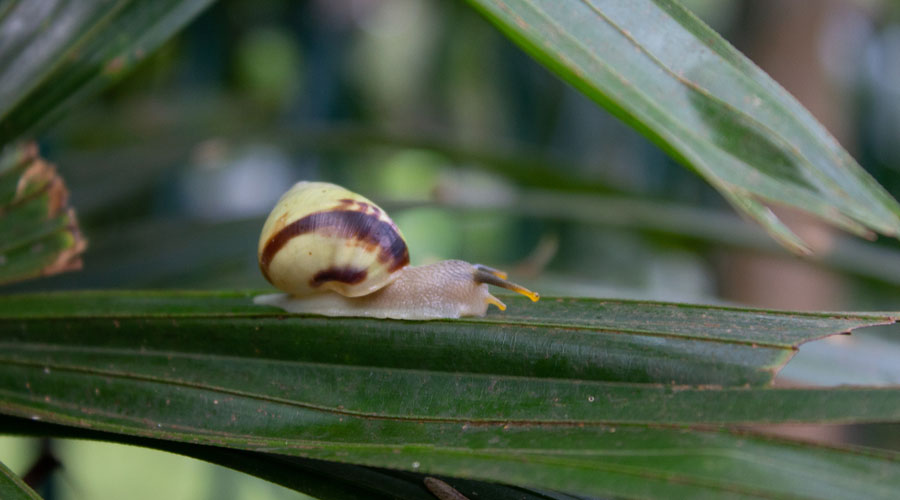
486,295,507,311
519,288,540,302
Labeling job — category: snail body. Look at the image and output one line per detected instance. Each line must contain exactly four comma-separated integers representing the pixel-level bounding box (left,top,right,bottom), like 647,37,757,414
254,181,538,320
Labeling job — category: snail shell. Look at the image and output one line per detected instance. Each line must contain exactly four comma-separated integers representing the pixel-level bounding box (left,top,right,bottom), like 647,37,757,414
255,181,539,319
257,181,409,297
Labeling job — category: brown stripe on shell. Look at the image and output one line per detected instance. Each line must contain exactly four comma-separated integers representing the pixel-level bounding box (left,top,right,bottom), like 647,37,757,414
311,267,368,287
260,209,410,276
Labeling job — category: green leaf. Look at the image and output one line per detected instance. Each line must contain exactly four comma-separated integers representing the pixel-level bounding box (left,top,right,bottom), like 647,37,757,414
4,338,900,425
466,0,900,252
1,291,900,498
0,457,41,500
0,144,86,286
2,368,899,499
1,415,563,500
2,290,896,386
0,0,215,146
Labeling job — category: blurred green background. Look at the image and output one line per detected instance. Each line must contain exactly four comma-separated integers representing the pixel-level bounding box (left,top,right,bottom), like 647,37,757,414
4,0,900,498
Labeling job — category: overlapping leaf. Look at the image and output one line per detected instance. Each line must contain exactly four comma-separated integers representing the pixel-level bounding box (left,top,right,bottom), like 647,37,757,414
1,291,899,498
466,0,900,252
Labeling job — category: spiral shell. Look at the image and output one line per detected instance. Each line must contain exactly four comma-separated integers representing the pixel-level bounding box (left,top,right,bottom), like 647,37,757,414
257,181,410,297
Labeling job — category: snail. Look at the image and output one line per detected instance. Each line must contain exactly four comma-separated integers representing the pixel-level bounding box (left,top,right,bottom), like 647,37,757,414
253,181,539,319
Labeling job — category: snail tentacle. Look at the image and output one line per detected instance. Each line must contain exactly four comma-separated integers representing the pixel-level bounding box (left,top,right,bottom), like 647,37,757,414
473,267,540,302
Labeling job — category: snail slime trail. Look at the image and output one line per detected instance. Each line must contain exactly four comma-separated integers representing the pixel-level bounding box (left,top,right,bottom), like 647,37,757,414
254,181,539,320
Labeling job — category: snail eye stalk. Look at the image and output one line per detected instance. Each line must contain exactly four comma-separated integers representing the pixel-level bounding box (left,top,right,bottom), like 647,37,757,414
473,263,508,280
473,267,540,302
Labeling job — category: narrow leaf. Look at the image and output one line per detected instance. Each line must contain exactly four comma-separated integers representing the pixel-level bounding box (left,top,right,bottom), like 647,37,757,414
1,291,895,385
466,0,900,250
3,346,900,425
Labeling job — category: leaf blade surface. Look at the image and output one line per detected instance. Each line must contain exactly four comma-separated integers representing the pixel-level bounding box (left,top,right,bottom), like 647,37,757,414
1,291,900,498
466,0,900,250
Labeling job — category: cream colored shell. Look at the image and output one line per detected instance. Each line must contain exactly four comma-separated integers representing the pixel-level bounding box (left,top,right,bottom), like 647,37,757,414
257,181,409,297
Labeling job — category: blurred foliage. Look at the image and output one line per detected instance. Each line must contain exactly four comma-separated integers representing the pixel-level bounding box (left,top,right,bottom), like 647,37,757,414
13,0,899,314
